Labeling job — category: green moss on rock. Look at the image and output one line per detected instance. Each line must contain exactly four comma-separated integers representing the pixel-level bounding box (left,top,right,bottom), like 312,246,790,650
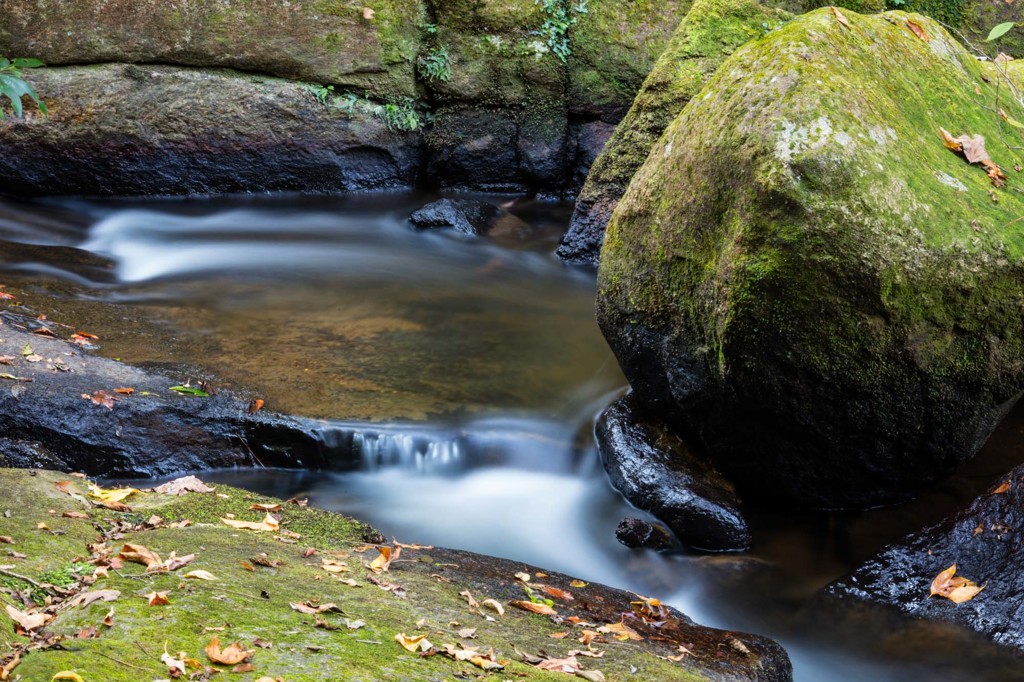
597,10,1024,508
559,0,793,263
0,470,791,681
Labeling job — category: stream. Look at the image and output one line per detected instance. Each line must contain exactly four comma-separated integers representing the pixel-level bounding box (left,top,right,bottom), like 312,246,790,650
2,193,1023,681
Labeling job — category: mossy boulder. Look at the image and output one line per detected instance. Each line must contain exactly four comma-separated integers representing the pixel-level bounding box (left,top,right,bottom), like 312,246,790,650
597,10,1024,508
0,0,422,100
559,0,793,264
0,469,793,681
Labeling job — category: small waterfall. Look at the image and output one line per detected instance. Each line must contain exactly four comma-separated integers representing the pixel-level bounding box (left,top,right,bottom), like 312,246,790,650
355,431,462,473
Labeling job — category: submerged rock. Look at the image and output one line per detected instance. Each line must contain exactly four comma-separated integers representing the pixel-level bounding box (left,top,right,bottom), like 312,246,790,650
409,198,527,236
0,468,794,681
0,321,324,477
827,467,1024,651
597,10,1024,508
616,517,678,551
559,0,792,265
597,394,750,551
0,64,424,197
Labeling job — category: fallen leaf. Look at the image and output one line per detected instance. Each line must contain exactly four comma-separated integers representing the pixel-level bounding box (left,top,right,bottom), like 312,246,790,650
250,503,282,512
89,483,139,504
481,598,504,616
0,537,13,545
289,602,342,615
155,475,215,495
830,6,849,27
369,545,400,574
362,6,376,20
515,571,531,582
458,627,477,639
395,633,433,653
205,635,253,665
5,604,52,631
65,589,120,609
222,513,279,532
145,591,170,606
510,601,558,616
82,390,117,409
162,647,187,676
247,398,265,414
102,608,114,627
906,19,929,41
539,585,574,602
930,563,985,603
113,387,134,395
0,292,14,300
232,663,255,673
170,384,210,397
185,570,217,581
597,621,643,641
993,480,1012,494
570,580,588,588
50,673,85,682
939,127,1007,187
119,543,162,568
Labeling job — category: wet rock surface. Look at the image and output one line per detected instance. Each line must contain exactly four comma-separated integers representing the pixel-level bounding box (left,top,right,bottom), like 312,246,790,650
0,321,325,477
596,393,750,551
409,198,527,236
827,466,1024,651
615,517,677,551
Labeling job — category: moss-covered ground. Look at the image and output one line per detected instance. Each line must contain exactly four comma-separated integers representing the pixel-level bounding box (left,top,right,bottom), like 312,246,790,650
0,469,780,681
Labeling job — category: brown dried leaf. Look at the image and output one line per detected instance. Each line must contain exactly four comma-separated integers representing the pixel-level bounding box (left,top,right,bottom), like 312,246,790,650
4,604,51,631
289,601,342,615
205,635,253,665
154,476,215,496
510,600,558,616
119,543,163,568
222,513,279,532
145,591,170,606
369,545,400,574
250,503,283,512
830,6,849,27
906,19,929,41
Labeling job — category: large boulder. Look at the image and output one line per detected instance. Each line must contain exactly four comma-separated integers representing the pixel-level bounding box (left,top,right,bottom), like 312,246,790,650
0,0,421,100
559,0,793,265
827,465,1024,650
596,10,1024,508
0,64,424,196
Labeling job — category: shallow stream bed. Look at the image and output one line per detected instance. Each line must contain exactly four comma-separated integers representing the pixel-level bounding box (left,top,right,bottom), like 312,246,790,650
2,193,1023,681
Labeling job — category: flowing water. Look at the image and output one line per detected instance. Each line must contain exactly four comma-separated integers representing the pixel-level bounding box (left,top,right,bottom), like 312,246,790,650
2,193,1023,681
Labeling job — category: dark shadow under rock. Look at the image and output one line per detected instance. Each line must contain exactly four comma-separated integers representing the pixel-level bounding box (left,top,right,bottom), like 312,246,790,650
826,465,1024,651
409,197,528,237
596,392,751,552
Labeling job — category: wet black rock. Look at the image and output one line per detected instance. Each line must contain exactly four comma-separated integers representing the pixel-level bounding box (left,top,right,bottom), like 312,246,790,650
827,466,1024,651
0,322,325,477
596,393,751,552
615,517,676,551
409,198,516,236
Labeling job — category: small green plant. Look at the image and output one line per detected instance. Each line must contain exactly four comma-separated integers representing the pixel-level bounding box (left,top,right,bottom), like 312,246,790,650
987,21,1016,43
420,22,439,35
332,91,359,116
304,83,360,117
534,0,588,62
39,562,94,588
305,82,335,105
0,57,47,119
377,98,421,131
417,46,453,83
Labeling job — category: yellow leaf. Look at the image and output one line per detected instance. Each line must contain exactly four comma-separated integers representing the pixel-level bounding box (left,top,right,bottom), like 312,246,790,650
394,632,433,652
570,580,588,588
369,545,400,574
51,673,85,682
185,570,217,581
221,513,279,532
930,563,985,603
597,621,643,641
87,482,139,504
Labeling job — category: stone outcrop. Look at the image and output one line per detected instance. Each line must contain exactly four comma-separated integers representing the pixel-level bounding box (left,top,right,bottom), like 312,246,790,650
596,10,1024,508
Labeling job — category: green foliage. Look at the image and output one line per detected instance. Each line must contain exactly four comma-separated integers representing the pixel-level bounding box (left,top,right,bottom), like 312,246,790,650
39,562,94,588
417,46,453,83
0,57,47,119
303,84,360,117
987,22,1016,42
377,98,421,131
534,0,589,62
887,0,965,27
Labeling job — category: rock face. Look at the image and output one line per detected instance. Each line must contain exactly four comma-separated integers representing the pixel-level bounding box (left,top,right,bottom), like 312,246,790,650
558,0,792,265
596,10,1024,508
0,0,421,100
596,393,750,551
0,0,690,196
0,64,425,197
615,517,678,551
827,467,1024,651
